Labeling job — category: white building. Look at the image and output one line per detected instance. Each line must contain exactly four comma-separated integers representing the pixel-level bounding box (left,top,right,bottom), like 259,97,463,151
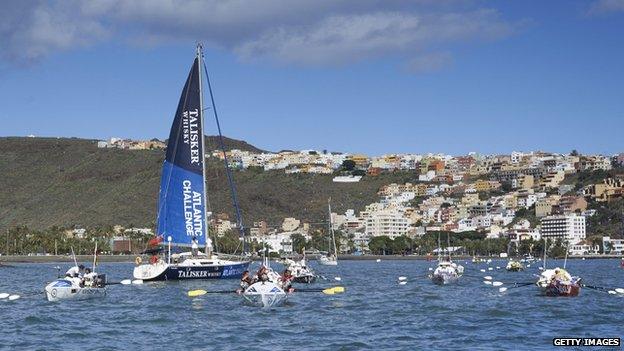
365,210,411,238
251,232,293,253
603,236,624,254
540,214,586,244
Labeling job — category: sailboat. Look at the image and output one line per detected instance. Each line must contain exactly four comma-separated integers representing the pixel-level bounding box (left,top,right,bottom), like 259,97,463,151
429,233,464,285
318,199,338,266
133,44,250,281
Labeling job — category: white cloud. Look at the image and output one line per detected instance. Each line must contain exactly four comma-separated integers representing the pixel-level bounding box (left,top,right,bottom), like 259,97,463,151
0,1,519,71
588,0,624,14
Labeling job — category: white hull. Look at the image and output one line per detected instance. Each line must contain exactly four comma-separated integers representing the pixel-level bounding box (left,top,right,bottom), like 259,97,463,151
243,281,287,308
429,261,463,285
133,252,249,281
317,256,338,266
45,279,106,302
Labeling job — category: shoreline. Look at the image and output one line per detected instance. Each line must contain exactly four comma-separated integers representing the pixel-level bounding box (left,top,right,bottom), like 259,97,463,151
1,254,622,264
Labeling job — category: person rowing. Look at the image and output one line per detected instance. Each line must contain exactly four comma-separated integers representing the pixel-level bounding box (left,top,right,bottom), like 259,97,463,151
255,265,269,283
237,270,253,294
65,264,85,278
280,269,294,293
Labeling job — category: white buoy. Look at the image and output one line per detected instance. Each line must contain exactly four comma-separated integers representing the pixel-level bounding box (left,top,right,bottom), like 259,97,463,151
499,287,508,293
120,279,132,285
582,257,586,261
492,282,503,287
484,276,492,280
376,259,381,262
398,276,407,281
0,293,9,299
8,295,20,301
480,269,486,272
131,280,144,285
483,281,492,285
429,267,433,271
398,281,407,285
334,277,342,281
488,267,493,271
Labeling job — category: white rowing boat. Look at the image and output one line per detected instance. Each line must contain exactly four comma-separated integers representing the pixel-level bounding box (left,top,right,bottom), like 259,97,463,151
242,281,288,308
44,277,106,302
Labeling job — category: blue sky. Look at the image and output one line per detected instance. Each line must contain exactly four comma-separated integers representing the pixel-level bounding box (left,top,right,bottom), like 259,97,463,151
1,0,623,156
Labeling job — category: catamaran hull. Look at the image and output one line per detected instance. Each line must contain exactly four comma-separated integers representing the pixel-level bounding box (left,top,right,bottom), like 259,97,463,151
134,261,250,281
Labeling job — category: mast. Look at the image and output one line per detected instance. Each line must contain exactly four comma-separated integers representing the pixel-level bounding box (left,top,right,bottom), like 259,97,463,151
197,43,212,256
542,237,547,270
328,198,337,258
447,233,451,261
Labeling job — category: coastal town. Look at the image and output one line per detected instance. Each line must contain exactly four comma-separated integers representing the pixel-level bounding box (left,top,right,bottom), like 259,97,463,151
87,137,624,258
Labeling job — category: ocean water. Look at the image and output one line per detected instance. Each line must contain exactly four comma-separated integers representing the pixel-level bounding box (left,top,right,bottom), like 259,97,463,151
1,259,623,350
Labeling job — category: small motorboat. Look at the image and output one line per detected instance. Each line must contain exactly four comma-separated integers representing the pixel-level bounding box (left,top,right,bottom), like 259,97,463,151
242,281,288,308
506,260,524,272
44,274,107,302
429,261,464,285
536,268,581,297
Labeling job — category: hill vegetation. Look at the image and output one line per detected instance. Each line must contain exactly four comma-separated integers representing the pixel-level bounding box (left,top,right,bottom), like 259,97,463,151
0,137,413,232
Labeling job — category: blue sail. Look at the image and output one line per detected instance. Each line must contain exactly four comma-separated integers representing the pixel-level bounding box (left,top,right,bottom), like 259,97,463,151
157,57,207,247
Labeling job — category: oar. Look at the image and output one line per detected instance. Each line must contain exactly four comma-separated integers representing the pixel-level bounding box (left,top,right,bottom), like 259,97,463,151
188,289,237,297
498,282,535,293
106,279,143,285
296,286,345,295
582,284,624,295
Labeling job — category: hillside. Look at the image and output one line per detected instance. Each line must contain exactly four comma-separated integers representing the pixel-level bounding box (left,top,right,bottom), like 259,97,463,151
0,137,409,231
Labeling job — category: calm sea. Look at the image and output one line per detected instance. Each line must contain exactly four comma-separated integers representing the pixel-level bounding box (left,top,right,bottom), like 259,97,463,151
1,259,623,350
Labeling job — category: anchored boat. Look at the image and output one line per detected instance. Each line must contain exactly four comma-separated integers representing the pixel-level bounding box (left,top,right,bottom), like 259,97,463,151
133,44,250,281
318,198,338,266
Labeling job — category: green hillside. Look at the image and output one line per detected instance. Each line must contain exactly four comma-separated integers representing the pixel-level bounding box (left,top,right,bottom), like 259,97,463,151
0,137,411,231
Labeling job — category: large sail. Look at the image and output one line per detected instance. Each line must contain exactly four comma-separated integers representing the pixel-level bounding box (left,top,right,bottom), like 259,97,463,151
157,57,207,247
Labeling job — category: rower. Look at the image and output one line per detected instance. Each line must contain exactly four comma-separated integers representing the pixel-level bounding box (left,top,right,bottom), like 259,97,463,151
65,264,85,278
256,266,269,283
280,269,294,293
237,270,253,294
83,268,97,287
